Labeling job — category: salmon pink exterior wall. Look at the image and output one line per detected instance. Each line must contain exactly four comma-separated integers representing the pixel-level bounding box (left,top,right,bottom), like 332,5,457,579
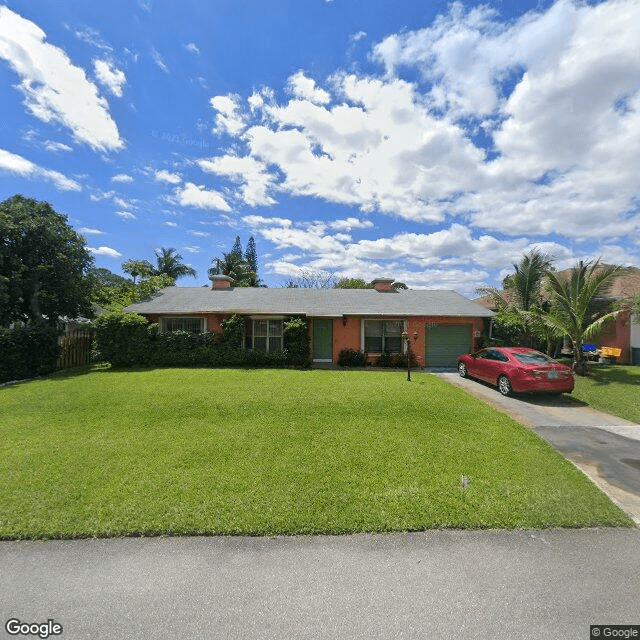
590,311,631,363
331,315,487,367
141,312,489,366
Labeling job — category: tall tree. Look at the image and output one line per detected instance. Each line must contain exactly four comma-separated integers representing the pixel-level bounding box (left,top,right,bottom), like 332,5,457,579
122,259,155,284
231,236,243,258
534,260,624,375
478,249,554,347
0,195,94,326
244,236,258,274
209,251,258,287
153,248,196,280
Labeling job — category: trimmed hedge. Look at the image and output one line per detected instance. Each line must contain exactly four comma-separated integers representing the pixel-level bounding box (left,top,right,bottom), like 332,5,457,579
0,324,60,383
94,312,311,368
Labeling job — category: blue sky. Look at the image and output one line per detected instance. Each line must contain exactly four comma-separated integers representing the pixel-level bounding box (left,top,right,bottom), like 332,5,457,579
1,0,639,295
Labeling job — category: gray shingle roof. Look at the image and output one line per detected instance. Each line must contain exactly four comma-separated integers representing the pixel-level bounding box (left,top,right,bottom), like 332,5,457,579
125,287,494,318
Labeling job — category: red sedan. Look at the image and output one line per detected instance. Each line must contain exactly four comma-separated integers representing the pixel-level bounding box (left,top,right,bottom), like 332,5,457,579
457,347,575,396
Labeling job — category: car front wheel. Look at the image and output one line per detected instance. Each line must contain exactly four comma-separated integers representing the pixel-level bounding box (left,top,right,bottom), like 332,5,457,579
458,362,468,378
497,375,512,396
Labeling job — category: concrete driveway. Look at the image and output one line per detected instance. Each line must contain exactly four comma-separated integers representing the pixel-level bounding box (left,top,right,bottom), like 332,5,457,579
436,371,640,524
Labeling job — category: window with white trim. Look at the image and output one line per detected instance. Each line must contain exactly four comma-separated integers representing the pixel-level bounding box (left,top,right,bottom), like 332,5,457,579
251,319,283,352
363,319,403,353
160,317,205,334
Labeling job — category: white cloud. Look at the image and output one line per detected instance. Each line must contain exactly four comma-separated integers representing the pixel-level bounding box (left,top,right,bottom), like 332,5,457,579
155,169,182,184
43,140,73,152
164,221,178,227
198,155,275,206
183,245,200,253
0,147,81,191
172,182,231,211
74,26,112,52
152,48,169,73
78,227,104,235
350,31,367,42
0,7,123,151
89,246,122,258
93,59,126,98
185,42,200,55
112,173,134,183
210,94,246,135
188,230,210,237
287,71,331,105
243,215,293,228
116,211,136,220
329,217,374,231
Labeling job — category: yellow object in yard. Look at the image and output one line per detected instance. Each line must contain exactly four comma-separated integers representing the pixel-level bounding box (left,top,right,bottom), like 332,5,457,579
600,347,621,357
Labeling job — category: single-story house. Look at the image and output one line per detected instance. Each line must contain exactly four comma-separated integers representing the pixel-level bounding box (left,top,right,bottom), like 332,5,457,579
125,277,495,368
474,266,640,364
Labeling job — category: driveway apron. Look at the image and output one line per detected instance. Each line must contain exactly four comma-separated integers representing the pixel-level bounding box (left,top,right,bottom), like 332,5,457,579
436,372,640,524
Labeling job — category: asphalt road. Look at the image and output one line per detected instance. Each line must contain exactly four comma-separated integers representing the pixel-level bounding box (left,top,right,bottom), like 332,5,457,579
2,529,640,640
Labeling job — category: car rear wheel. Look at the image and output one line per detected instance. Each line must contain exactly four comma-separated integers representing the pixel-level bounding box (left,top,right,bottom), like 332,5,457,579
497,375,512,396
458,362,468,378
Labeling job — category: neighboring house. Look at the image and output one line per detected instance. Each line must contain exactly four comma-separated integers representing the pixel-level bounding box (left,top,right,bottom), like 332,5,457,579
125,277,494,368
475,266,640,364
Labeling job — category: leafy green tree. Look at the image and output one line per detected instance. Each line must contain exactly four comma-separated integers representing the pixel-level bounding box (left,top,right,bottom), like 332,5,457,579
0,194,94,326
122,259,155,284
334,277,369,289
333,277,408,290
89,266,173,311
534,260,624,375
153,247,196,280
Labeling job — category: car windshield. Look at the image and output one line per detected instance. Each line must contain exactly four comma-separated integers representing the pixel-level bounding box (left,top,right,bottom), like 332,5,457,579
513,351,554,365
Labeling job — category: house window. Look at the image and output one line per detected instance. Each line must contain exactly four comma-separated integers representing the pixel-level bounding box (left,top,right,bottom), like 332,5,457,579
161,317,205,334
251,319,283,352
363,319,403,353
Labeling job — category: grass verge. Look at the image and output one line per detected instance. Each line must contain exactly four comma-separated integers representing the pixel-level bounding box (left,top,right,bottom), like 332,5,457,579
0,367,632,539
572,365,640,424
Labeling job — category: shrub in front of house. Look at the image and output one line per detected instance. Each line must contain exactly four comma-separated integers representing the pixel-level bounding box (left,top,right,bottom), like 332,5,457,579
374,352,420,368
0,324,60,383
283,317,311,367
93,311,310,369
94,311,151,366
338,348,368,367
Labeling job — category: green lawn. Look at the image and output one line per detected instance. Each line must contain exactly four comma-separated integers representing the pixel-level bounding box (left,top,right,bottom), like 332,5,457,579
572,365,640,424
0,367,631,539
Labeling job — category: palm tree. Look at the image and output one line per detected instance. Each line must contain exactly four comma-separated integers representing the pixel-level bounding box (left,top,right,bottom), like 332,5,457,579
478,249,554,347
154,248,196,281
534,260,624,375
208,251,258,287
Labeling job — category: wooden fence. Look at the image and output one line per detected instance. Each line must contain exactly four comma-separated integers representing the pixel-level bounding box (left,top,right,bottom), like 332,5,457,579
57,329,95,370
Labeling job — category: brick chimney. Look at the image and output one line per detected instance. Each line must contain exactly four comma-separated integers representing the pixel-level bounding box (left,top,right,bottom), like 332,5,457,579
210,275,234,290
371,278,395,292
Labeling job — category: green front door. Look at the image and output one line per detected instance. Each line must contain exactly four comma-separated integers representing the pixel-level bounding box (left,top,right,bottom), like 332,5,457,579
313,318,333,362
